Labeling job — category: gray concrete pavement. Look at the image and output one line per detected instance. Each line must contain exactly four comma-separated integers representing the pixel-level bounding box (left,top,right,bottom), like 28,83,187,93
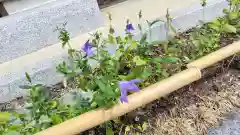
0,0,103,63
209,111,240,135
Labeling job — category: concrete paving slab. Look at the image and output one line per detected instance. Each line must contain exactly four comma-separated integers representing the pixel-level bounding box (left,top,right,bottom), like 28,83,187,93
208,111,240,135
101,0,199,28
0,0,103,63
3,0,56,15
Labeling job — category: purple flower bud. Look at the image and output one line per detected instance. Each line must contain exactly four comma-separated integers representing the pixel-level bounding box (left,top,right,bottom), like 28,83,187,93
119,79,141,103
82,40,94,57
126,24,134,33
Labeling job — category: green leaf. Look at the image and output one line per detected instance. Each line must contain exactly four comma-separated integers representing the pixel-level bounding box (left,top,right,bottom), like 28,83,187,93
125,126,131,134
49,101,58,109
116,36,122,44
109,27,115,34
0,112,11,122
39,115,52,124
108,34,115,43
25,120,36,129
119,71,137,80
130,66,144,79
201,0,206,7
96,79,115,96
155,63,162,73
106,127,114,135
3,131,21,135
67,49,75,57
208,19,221,31
128,41,137,50
142,122,148,131
152,57,180,63
137,125,143,131
212,19,221,26
208,23,220,31
140,33,147,44
222,8,229,14
228,12,238,20
25,72,31,83
140,67,152,80
96,80,106,91
8,124,22,130
90,102,97,108
133,56,146,66
118,75,127,80
223,24,237,33
51,114,63,125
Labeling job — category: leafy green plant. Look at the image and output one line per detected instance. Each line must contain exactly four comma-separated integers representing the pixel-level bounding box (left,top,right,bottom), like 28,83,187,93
208,0,239,34
208,17,238,34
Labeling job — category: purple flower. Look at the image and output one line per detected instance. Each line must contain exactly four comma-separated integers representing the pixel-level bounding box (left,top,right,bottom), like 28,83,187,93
82,40,93,57
119,79,142,103
108,49,116,55
126,24,134,33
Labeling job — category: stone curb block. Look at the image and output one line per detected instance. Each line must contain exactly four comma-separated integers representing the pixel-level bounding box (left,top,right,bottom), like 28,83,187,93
0,0,104,63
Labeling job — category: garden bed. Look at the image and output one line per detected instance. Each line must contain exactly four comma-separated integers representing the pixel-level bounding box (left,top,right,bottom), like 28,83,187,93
0,0,239,135
83,67,240,135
